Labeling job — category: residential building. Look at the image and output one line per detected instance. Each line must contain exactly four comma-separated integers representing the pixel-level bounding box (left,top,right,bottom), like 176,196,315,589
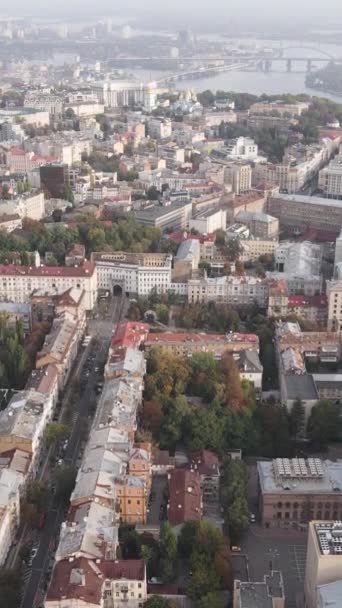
268,241,323,296
65,244,86,267
24,91,63,117
249,100,310,117
189,450,220,502
36,310,83,390
287,295,327,327
227,192,266,222
158,143,185,166
214,137,259,161
45,558,147,608
318,154,342,198
224,162,252,195
0,190,45,221
144,330,260,358
147,117,172,140
237,236,278,263
0,213,22,232
258,459,342,530
168,468,202,527
30,286,86,324
173,239,200,282
234,350,263,391
0,302,31,334
267,279,289,318
188,274,269,308
135,200,193,231
233,571,285,608
267,193,342,236
92,251,172,296
0,389,55,474
305,521,342,608
0,262,97,310
235,210,279,239
0,469,23,566
327,279,342,330
189,207,227,234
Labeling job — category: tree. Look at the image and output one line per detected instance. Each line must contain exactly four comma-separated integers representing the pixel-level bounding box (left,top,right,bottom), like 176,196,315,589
197,593,223,608
44,422,70,448
159,522,178,583
144,598,176,608
220,354,245,409
289,398,305,443
62,184,74,204
307,400,342,449
214,229,226,247
225,238,243,262
220,460,249,543
178,520,199,558
1,184,11,200
155,304,169,324
53,465,76,502
52,208,63,222
24,480,49,513
0,568,22,608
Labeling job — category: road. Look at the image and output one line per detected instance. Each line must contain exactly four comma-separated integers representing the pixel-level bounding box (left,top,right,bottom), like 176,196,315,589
20,295,125,608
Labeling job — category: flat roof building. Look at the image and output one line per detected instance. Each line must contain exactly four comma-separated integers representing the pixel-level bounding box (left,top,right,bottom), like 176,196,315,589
305,521,342,608
233,571,285,608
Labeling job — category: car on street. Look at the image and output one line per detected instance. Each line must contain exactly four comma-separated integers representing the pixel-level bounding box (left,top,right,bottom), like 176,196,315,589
250,513,256,523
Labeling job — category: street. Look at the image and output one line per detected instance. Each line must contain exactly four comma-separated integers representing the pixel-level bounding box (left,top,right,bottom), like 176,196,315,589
20,295,126,608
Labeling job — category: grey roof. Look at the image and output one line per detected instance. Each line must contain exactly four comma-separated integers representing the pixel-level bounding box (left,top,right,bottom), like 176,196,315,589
317,580,342,608
313,374,342,389
284,373,318,401
175,239,200,262
238,571,284,608
135,200,191,220
258,460,342,495
272,193,342,209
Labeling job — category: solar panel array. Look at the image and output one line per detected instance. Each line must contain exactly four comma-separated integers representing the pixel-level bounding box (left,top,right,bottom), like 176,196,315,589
273,458,324,480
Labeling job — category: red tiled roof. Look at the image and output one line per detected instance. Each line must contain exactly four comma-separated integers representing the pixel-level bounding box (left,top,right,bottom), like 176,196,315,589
189,449,219,476
168,469,201,526
47,558,145,603
0,261,95,277
8,147,27,156
288,295,327,309
111,321,149,349
146,331,258,345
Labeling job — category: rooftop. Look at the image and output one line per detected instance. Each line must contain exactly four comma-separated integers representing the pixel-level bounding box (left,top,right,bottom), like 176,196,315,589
237,571,284,608
0,261,95,277
272,193,342,209
146,330,259,346
168,468,202,526
283,373,318,400
317,580,342,607
258,459,342,495
314,521,342,556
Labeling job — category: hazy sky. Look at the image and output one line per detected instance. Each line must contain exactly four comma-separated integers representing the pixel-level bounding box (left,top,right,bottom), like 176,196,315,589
3,0,342,28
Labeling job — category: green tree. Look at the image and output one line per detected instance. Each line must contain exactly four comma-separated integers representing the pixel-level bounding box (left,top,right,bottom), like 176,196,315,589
225,238,243,262
53,465,76,502
197,593,223,608
307,400,342,449
159,522,178,583
0,568,23,608
144,598,175,608
155,304,169,324
289,398,305,443
220,460,249,543
44,422,70,448
24,480,49,512
1,184,11,200
178,520,199,558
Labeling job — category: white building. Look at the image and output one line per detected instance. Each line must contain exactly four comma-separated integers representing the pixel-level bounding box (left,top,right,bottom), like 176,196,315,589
319,155,342,198
0,262,97,310
94,80,145,108
0,469,23,566
224,162,252,194
189,207,227,234
0,191,45,221
92,252,172,296
188,274,269,307
147,117,172,140
225,137,258,160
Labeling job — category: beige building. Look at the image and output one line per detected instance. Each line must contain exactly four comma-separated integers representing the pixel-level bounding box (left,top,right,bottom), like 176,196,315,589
0,262,97,310
249,100,310,117
235,210,279,239
305,521,342,608
145,330,259,357
327,279,342,330
267,194,342,236
224,162,252,195
318,155,342,197
239,237,277,262
188,274,268,308
258,459,342,530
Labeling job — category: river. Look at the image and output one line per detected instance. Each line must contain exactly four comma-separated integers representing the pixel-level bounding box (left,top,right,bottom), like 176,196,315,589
131,36,342,102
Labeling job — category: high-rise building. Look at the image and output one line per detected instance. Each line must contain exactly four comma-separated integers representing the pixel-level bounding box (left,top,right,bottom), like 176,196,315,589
224,162,252,194
305,521,342,608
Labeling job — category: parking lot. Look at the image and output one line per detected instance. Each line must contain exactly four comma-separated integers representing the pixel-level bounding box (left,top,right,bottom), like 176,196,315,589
238,526,307,608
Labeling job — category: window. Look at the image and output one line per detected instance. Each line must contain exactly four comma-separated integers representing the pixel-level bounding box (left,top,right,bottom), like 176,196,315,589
277,502,282,508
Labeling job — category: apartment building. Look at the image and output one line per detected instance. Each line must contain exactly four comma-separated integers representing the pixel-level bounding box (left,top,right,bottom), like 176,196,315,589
224,163,252,195
327,279,342,330
189,450,220,502
235,210,279,239
188,274,269,307
249,100,310,116
168,468,202,527
268,241,323,296
24,92,63,117
93,79,145,108
36,310,84,390
0,262,97,310
305,521,342,608
144,330,260,358
258,458,342,530
147,117,172,140
45,558,147,608
92,251,172,296
319,154,342,197
173,239,200,282
238,236,278,262
0,469,23,566
267,194,342,236
0,213,22,232
0,190,45,221
0,389,55,474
